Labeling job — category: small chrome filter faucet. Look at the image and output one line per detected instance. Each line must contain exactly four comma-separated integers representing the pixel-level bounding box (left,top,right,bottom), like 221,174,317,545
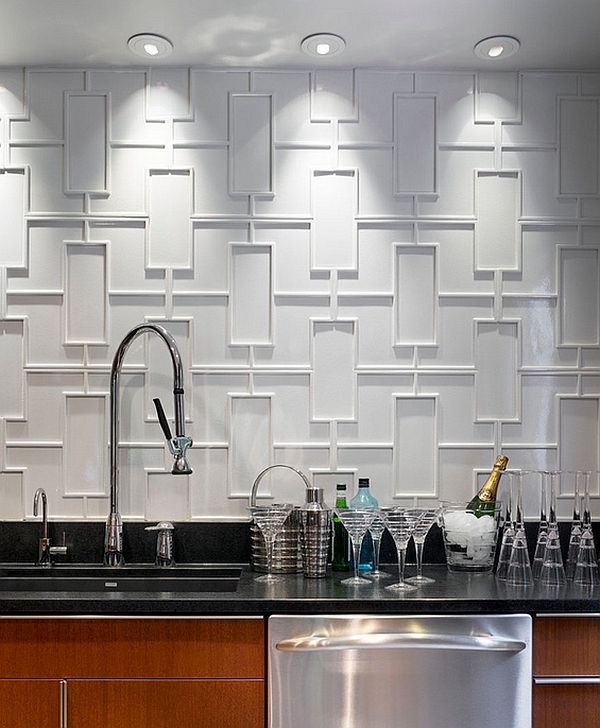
105,323,193,567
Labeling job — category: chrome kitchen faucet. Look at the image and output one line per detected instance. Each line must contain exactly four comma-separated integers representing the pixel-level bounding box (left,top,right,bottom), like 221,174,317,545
105,323,193,567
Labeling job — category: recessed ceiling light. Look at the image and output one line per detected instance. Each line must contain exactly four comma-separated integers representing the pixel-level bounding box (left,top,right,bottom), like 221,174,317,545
127,34,173,59
474,36,520,60
301,34,346,58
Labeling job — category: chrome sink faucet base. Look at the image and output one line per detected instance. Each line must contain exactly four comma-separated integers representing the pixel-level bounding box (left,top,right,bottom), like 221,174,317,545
104,323,193,567
33,488,68,566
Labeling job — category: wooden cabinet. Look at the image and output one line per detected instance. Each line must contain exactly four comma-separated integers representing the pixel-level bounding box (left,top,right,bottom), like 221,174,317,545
532,614,600,728
0,617,265,728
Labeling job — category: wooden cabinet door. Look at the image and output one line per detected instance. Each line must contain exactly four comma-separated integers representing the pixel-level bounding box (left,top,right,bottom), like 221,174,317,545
66,679,265,728
533,682,600,728
0,679,62,728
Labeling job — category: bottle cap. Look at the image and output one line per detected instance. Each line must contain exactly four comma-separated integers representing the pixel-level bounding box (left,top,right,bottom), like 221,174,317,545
358,478,370,487
336,483,347,491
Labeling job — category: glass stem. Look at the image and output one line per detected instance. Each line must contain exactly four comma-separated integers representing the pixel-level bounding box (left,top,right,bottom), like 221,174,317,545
265,536,274,578
352,538,361,581
373,537,381,571
397,543,407,585
415,540,424,578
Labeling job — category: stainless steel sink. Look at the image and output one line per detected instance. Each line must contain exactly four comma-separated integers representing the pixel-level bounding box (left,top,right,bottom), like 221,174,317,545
0,565,242,593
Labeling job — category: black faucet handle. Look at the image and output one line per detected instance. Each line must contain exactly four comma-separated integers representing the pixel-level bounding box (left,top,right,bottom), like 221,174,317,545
153,398,173,441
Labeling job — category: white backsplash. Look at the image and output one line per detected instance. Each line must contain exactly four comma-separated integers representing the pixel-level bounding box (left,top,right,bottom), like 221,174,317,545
0,67,598,522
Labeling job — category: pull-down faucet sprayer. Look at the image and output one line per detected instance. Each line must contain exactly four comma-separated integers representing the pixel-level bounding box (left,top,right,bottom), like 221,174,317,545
104,323,193,566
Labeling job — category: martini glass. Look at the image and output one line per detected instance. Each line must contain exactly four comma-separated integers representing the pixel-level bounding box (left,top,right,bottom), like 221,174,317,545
380,507,422,592
334,507,377,585
247,503,293,583
367,513,391,579
406,507,439,585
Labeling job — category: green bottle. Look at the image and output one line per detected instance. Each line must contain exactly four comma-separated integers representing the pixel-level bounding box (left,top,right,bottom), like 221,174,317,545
332,484,350,571
467,455,509,517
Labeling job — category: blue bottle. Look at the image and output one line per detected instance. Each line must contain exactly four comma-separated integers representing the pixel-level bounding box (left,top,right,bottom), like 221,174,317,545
350,477,378,571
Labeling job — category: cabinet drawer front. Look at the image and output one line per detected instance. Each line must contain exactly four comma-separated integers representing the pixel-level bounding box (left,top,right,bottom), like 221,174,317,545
66,679,264,728
0,679,62,728
0,618,264,679
533,683,600,728
533,616,600,676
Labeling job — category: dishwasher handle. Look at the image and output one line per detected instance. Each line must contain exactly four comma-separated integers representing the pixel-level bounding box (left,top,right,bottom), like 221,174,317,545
276,632,527,653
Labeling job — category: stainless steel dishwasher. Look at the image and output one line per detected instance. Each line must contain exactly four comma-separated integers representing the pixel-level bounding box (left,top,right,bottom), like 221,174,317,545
269,614,532,728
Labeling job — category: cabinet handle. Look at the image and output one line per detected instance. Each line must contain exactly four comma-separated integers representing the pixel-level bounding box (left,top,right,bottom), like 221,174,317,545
535,613,600,618
534,676,600,684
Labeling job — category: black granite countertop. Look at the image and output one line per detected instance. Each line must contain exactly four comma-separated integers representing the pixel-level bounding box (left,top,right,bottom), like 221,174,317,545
1,520,599,617
0,564,599,616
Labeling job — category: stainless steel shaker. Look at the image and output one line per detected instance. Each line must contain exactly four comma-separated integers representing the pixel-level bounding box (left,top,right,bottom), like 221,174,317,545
300,487,331,578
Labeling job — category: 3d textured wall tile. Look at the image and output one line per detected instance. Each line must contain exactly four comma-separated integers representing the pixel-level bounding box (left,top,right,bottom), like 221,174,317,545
0,68,598,521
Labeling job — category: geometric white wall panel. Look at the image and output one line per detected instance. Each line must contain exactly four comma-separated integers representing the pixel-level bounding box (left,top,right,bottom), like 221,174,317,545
2,67,600,522
559,397,600,473
312,70,355,121
311,169,357,270
394,396,437,497
395,245,437,345
559,247,599,345
64,92,109,194
475,321,518,421
0,320,24,417
475,72,520,122
558,97,599,197
64,394,107,496
229,243,272,346
0,168,28,267
311,320,355,421
147,168,193,269
394,94,436,195
229,94,273,195
475,171,520,271
65,243,107,344
229,395,271,498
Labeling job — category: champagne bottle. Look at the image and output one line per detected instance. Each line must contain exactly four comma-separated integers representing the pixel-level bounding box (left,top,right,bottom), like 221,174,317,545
331,484,350,572
467,455,509,517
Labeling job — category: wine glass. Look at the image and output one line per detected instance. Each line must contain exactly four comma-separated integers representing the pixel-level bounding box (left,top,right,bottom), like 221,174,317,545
367,512,390,579
406,507,439,585
334,507,377,585
247,503,293,583
380,507,422,592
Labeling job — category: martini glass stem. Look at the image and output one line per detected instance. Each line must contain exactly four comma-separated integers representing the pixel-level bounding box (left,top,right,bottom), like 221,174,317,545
396,541,408,586
414,540,424,579
351,536,362,582
265,534,275,579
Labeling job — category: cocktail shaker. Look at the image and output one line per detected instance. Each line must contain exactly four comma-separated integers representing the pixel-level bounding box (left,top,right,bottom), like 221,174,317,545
300,487,331,578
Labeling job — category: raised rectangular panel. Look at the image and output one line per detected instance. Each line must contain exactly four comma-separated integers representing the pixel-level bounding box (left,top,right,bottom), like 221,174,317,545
475,171,520,270
229,395,272,497
147,471,188,520
0,168,28,267
64,394,107,495
394,396,437,497
147,168,193,269
395,245,437,346
65,243,107,344
64,92,109,194
475,320,519,421
559,247,599,345
229,243,272,346
0,471,24,519
311,169,357,270
475,72,520,122
229,94,273,195
558,97,599,197
148,68,190,119
394,94,437,195
559,397,600,473
0,69,26,116
312,70,355,120
311,320,355,421
0,320,24,417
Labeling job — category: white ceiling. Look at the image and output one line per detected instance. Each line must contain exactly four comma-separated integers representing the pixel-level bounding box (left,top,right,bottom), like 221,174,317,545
2,0,600,70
